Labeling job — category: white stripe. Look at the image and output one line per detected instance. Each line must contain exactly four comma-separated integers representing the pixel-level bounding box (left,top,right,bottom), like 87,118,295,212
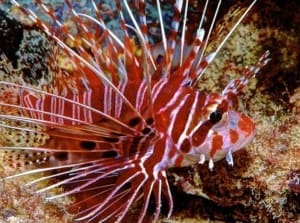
152,79,168,103
71,93,75,125
103,85,112,116
86,89,93,123
82,91,88,122
177,92,198,146
24,94,36,119
81,78,89,122
189,95,210,136
35,97,42,120
116,82,126,118
72,93,80,125
157,87,185,114
167,94,190,136
40,96,45,121
58,95,64,124
76,95,80,124
50,94,57,123
175,0,184,10
135,80,147,112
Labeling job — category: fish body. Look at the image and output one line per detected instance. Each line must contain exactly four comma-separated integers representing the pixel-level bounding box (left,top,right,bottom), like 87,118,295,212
0,0,270,222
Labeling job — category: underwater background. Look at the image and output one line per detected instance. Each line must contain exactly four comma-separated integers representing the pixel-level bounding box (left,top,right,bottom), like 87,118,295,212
0,0,299,222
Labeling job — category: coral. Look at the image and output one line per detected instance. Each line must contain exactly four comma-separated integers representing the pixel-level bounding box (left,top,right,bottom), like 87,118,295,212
0,59,49,152
17,30,52,85
0,172,73,223
288,170,300,194
0,9,23,68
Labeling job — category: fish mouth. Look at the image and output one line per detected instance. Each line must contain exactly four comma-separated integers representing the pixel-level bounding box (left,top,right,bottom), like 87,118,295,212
212,128,256,163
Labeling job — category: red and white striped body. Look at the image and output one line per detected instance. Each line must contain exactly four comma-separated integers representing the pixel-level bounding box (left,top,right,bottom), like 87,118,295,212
0,0,270,222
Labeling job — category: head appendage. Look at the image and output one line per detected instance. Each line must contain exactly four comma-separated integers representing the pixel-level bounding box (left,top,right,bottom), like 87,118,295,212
222,50,271,97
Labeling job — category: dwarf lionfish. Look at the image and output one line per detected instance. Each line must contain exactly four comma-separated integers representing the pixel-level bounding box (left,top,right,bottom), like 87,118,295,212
0,0,270,222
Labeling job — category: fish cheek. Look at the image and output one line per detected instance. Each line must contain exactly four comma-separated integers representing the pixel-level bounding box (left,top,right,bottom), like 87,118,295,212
238,114,255,137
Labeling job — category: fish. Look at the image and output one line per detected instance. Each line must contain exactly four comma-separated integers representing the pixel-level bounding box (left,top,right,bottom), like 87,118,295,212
0,0,270,222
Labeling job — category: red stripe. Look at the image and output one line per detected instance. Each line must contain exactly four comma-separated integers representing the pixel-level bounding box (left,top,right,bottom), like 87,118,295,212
191,121,213,147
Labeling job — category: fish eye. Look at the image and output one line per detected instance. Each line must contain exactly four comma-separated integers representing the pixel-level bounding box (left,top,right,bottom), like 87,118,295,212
209,110,223,124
